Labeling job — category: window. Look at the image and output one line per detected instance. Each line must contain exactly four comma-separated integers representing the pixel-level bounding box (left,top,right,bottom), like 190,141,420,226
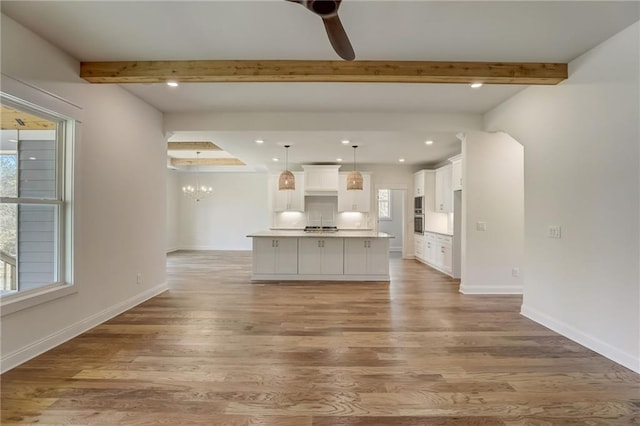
0,95,73,305
378,189,392,220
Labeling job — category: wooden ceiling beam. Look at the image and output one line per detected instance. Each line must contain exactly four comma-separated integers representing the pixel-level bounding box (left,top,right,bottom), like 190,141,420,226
80,60,568,85
171,157,245,167
167,141,221,151
1,106,57,130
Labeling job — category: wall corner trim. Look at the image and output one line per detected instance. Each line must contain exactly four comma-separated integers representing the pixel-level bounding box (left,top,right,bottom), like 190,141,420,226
521,304,640,374
0,282,169,374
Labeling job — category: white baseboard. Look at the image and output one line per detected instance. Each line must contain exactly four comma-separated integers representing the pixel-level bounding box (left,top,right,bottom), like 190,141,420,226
459,283,523,294
178,246,252,251
166,247,179,253
389,247,403,252
522,304,639,374
1,282,168,374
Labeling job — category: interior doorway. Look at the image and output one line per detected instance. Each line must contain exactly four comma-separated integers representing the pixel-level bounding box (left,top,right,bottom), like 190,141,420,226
376,188,405,255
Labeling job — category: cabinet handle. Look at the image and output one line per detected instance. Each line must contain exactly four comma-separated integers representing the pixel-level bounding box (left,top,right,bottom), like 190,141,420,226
321,240,325,248
276,240,279,248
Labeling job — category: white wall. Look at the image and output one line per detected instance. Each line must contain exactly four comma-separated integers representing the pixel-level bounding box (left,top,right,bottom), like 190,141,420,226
460,131,524,294
177,172,269,250
166,169,180,252
485,22,640,372
1,15,168,372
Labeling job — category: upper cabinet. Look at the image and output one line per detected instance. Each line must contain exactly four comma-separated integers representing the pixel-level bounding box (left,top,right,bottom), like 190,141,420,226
435,164,453,213
270,172,304,212
302,165,340,193
414,171,425,197
414,170,436,213
338,172,371,212
449,154,463,191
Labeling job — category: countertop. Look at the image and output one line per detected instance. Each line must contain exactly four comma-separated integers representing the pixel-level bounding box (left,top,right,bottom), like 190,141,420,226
423,230,454,237
247,230,393,238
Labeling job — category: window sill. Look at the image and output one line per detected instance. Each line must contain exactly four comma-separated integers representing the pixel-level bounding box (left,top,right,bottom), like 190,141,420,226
0,283,76,317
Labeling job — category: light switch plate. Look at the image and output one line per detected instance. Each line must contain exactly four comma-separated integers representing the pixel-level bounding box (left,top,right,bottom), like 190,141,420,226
548,225,562,239
476,222,487,231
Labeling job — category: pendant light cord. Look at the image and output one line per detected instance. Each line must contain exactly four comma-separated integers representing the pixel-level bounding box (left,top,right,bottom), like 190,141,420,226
352,145,358,171
284,144,290,171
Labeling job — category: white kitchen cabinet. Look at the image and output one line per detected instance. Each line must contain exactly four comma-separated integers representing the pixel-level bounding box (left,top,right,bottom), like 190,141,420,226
414,171,425,197
435,164,453,213
436,236,452,274
424,233,437,265
449,154,463,191
344,238,389,276
338,172,371,212
419,232,452,276
414,233,424,261
271,172,304,212
302,165,340,193
252,238,298,275
298,238,344,275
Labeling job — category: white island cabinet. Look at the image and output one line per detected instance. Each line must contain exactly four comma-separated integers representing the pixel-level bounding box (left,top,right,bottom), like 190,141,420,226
248,231,392,281
252,237,298,275
298,238,344,275
344,238,389,276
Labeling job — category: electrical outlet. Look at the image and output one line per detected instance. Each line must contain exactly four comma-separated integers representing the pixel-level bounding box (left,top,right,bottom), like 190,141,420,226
136,273,142,285
512,267,520,278
548,225,562,239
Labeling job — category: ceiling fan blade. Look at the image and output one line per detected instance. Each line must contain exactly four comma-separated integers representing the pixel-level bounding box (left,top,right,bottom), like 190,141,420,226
321,15,355,61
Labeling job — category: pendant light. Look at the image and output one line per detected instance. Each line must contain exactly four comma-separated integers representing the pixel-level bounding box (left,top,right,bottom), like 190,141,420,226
347,145,363,190
182,151,213,202
278,145,295,190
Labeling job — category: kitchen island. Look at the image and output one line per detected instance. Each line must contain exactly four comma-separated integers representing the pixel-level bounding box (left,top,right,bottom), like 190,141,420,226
247,230,393,281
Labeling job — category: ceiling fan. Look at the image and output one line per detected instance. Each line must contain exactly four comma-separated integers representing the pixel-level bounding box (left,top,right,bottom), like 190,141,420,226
286,0,355,61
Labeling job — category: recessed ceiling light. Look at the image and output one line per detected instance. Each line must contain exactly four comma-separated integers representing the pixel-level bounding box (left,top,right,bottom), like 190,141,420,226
255,139,264,144
470,82,483,89
399,158,405,163
336,158,343,162
425,140,434,145
341,140,350,145
272,157,279,162
167,81,179,87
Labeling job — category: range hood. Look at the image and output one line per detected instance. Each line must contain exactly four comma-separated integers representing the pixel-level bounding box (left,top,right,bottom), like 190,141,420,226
302,165,341,196
305,190,338,197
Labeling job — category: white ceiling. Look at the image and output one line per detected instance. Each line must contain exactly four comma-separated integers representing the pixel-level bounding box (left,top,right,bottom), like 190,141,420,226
3,1,639,170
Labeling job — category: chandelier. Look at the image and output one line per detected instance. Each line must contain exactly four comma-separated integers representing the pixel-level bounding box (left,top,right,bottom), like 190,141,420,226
347,145,363,190
182,151,213,202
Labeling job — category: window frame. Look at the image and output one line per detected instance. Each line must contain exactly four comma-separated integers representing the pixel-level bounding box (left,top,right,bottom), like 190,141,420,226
0,84,77,316
378,188,392,221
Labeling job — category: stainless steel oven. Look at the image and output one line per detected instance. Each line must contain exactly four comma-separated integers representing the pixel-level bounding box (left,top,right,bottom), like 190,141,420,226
414,215,424,234
414,196,424,215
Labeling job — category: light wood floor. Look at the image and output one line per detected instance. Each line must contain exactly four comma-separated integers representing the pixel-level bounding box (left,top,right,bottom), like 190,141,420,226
2,251,639,425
